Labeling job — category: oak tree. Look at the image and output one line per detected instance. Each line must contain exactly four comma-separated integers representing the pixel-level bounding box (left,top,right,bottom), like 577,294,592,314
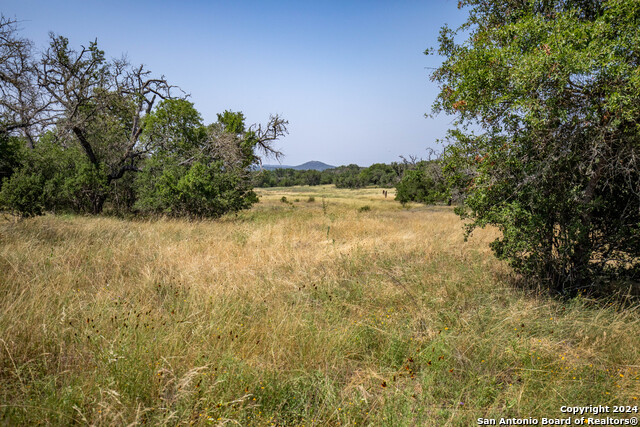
432,0,640,294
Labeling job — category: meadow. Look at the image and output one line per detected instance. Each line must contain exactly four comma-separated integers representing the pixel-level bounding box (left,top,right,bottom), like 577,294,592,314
0,186,638,425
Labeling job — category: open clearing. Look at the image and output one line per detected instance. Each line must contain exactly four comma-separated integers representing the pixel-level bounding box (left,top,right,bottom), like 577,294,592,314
1,186,638,425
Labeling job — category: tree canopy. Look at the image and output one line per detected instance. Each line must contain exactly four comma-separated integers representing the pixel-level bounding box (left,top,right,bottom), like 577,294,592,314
0,18,287,217
433,0,640,294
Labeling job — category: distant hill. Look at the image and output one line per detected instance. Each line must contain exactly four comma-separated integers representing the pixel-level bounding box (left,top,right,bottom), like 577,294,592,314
261,161,335,171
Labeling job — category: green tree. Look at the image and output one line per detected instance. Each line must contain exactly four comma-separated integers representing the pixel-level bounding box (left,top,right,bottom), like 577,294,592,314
0,21,289,218
38,35,175,213
334,164,365,188
432,0,640,294
360,163,400,187
0,142,107,216
395,161,449,205
0,135,25,186
135,101,286,217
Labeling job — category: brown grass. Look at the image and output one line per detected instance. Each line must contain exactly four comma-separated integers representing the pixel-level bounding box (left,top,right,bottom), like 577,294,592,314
0,185,638,425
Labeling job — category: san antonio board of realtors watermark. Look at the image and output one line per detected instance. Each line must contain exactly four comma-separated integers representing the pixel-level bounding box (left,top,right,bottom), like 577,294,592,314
477,405,638,425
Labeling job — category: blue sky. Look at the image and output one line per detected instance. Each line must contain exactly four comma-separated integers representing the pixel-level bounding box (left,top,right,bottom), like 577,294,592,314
2,0,467,166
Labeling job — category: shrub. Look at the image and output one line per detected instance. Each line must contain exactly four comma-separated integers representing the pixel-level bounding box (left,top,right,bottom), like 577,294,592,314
0,142,108,216
395,164,448,205
135,158,257,217
0,134,25,187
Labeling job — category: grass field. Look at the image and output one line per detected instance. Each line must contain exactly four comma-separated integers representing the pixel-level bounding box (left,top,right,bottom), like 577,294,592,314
1,185,638,425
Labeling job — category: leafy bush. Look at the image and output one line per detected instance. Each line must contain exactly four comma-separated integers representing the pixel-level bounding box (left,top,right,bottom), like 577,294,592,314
131,102,276,218
135,157,257,218
0,142,108,216
0,171,46,216
0,134,25,187
395,162,449,205
334,164,366,189
432,0,640,294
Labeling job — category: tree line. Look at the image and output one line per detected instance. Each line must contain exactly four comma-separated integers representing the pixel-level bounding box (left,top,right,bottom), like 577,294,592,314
0,16,287,217
253,163,403,188
252,160,452,205
0,15,453,217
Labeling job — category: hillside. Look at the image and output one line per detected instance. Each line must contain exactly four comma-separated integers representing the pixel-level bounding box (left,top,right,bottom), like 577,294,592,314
261,160,335,171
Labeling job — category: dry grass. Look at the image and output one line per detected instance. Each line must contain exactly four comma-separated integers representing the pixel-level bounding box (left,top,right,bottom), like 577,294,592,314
0,185,638,425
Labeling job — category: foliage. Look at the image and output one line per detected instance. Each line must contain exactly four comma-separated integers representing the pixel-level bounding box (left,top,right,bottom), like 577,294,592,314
334,164,366,188
135,157,258,217
0,18,287,218
39,34,174,205
0,142,108,216
253,162,405,189
395,161,449,205
0,134,25,185
0,27,175,215
134,101,263,217
432,0,640,294
359,162,402,187
253,168,326,187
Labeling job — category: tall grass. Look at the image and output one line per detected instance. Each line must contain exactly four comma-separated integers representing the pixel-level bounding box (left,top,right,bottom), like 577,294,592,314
1,186,638,425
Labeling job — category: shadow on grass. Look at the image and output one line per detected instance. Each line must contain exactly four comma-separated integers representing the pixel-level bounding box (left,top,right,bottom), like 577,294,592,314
496,269,640,309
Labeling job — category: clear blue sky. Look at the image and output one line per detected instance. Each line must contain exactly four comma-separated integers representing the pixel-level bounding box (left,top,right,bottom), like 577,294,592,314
2,0,467,166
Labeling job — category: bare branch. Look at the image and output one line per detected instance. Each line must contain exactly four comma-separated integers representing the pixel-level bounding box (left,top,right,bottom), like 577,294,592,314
249,114,288,162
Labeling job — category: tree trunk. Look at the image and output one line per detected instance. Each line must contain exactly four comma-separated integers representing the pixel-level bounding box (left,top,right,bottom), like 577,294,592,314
72,127,99,167
93,193,108,214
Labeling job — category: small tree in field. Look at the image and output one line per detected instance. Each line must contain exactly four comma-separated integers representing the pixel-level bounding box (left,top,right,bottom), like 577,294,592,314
432,0,640,294
134,100,287,217
395,159,449,205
